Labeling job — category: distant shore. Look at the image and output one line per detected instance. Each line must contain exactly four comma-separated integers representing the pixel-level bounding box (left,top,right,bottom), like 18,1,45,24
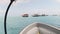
22,14,59,17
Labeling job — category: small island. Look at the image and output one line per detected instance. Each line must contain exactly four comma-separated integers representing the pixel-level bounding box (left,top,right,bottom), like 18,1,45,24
22,14,29,17
32,14,48,17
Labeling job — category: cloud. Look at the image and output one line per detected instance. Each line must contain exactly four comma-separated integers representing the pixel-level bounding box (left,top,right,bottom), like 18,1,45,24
19,8,60,15
0,0,30,5
33,8,60,15
0,0,10,4
13,0,31,5
16,0,30,3
0,9,5,16
0,8,60,16
52,0,60,3
55,0,60,2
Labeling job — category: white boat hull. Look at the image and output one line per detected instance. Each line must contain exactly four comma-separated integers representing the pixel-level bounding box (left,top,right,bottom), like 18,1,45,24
19,23,60,34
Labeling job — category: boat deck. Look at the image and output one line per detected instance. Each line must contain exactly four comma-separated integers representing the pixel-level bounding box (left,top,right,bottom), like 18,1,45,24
20,23,60,34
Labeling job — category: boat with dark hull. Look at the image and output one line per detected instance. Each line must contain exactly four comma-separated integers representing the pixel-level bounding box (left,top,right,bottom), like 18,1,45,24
22,14,29,17
32,14,40,17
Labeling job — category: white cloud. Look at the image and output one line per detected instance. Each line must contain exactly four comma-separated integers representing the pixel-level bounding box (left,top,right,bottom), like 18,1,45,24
0,9,5,16
0,8,60,16
34,8,60,15
0,0,10,4
0,0,30,4
52,0,60,3
55,0,60,2
19,8,60,15
13,0,31,5
16,0,30,3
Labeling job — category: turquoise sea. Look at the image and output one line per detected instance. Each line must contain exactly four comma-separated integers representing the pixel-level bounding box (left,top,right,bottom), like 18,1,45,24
0,16,60,34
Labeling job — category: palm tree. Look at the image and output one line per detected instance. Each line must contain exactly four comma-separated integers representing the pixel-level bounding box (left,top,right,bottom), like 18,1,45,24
4,0,15,34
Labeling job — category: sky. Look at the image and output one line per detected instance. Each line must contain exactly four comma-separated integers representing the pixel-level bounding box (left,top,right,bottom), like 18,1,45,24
0,0,60,16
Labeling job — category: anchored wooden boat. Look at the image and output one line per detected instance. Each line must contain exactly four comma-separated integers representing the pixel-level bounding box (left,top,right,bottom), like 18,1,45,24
20,23,60,34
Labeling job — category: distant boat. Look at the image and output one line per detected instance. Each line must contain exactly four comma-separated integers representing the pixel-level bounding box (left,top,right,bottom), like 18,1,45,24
40,14,48,16
19,23,60,34
32,14,40,17
32,14,48,17
41,14,46,16
22,14,29,17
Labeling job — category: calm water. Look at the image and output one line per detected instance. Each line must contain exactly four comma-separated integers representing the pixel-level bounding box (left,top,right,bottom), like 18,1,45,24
0,16,60,34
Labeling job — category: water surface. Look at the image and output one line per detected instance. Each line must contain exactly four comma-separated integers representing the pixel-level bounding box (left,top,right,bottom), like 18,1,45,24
0,16,60,34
